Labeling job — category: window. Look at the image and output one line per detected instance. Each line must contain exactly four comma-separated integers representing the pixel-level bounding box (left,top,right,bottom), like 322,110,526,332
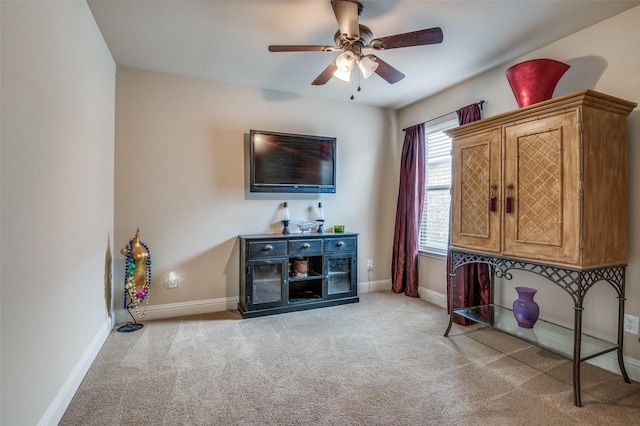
419,119,458,255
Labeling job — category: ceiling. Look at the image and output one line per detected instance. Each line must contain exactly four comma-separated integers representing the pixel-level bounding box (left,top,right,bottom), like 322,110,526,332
87,0,640,110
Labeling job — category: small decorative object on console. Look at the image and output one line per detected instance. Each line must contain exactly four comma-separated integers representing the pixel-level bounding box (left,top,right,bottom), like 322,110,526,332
281,201,290,235
291,220,323,233
317,202,325,233
293,258,309,277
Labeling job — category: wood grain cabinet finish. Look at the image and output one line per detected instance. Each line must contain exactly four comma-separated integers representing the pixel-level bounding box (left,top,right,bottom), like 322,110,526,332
447,90,636,269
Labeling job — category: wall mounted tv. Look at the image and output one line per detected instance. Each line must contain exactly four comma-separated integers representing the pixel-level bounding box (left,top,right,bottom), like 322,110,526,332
250,130,336,193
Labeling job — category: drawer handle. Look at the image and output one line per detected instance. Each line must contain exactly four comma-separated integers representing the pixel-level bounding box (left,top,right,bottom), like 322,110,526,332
301,243,311,249
336,241,345,247
262,244,273,251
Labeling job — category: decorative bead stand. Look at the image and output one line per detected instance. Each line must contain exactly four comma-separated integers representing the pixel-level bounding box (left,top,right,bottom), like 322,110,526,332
444,249,630,407
117,235,152,333
118,301,145,333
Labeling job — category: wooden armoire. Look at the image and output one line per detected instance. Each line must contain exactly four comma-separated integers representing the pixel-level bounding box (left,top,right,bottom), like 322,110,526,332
447,89,636,268
443,89,637,407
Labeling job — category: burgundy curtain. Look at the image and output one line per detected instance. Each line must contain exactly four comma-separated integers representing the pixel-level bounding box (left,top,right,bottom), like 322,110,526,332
456,103,482,124
447,103,491,325
392,124,426,297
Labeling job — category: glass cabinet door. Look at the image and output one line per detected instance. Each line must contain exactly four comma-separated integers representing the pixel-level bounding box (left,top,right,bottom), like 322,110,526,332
248,259,286,307
326,256,356,296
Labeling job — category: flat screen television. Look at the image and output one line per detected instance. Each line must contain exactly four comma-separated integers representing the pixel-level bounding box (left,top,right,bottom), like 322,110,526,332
250,130,336,193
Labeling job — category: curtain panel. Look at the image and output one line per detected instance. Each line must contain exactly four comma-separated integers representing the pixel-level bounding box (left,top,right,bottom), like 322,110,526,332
392,124,426,297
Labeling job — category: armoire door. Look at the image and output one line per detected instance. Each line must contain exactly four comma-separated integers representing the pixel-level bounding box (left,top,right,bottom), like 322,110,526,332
502,110,581,264
450,127,502,253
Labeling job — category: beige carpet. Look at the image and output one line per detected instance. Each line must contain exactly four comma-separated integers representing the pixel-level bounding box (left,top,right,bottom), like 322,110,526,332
61,291,640,425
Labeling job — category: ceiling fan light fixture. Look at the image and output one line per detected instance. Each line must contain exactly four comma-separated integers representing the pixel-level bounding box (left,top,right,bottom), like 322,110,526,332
358,56,379,79
333,68,352,82
269,1,443,87
335,51,355,72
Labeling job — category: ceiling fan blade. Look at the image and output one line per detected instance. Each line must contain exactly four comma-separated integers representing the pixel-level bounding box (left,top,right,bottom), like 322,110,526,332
370,56,405,84
312,62,338,85
331,0,361,41
269,45,338,52
369,27,443,50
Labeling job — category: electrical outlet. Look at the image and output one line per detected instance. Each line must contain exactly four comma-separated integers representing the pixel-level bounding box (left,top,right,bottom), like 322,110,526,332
167,272,179,289
624,314,639,334
367,259,373,270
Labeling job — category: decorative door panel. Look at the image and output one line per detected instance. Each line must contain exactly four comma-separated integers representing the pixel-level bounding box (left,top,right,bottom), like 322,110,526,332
247,258,287,309
503,112,581,264
325,254,356,298
450,128,501,253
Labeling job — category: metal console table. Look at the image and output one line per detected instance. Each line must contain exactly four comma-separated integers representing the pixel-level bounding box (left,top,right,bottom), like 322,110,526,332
444,249,630,407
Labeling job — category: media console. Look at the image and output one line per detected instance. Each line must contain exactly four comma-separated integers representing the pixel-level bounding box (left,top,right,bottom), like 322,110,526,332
238,233,358,318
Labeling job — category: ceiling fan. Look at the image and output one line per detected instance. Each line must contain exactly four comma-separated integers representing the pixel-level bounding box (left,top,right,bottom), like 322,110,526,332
268,0,443,86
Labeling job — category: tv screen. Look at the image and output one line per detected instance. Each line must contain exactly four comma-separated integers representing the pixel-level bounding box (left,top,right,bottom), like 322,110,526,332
250,130,336,193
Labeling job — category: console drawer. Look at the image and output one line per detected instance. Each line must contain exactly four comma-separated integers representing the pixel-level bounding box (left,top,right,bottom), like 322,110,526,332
289,239,323,256
248,241,287,258
324,237,356,253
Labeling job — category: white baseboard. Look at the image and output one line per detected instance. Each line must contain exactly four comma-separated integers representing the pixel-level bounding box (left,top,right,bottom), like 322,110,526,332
586,351,640,383
39,318,111,426
421,287,640,382
115,297,238,324
359,279,391,293
418,286,447,308
116,281,391,325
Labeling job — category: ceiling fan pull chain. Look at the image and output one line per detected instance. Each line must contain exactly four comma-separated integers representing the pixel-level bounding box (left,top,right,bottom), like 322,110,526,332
350,70,355,100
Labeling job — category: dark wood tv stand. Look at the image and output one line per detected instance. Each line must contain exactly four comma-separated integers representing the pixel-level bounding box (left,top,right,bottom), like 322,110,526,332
238,232,358,318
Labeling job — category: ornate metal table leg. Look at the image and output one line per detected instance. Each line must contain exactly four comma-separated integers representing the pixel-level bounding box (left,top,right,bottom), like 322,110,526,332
573,303,584,407
444,272,455,337
617,293,631,383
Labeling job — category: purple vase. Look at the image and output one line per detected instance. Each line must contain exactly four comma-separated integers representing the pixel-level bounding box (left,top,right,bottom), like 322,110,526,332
513,287,540,328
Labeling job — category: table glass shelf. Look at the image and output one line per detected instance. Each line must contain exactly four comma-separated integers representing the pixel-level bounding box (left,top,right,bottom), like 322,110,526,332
455,304,620,361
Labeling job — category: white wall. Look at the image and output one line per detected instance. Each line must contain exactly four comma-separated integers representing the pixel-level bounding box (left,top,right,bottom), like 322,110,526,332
399,6,640,372
113,68,399,316
0,2,115,425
